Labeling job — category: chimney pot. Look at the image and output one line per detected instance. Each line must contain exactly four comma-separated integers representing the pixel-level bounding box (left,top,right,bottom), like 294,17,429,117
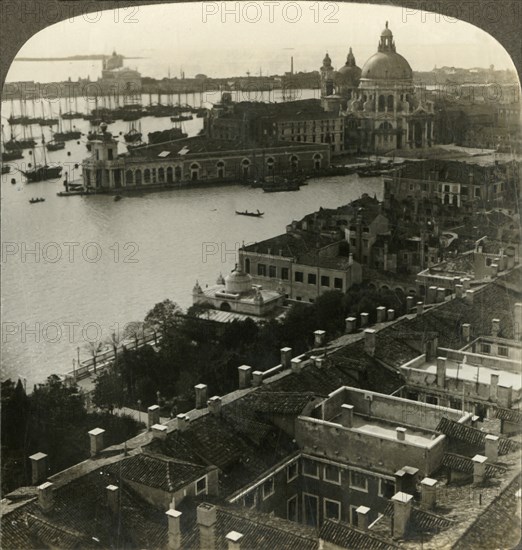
106,485,119,514
391,492,413,539
360,312,369,327
238,365,252,389
416,302,424,316
455,284,464,298
341,404,354,428
427,286,437,304
207,396,222,416
38,481,54,514
462,323,471,342
29,452,48,485
436,357,446,388
166,508,182,550
491,318,501,337
364,329,376,356
147,405,161,429
376,306,386,323
197,503,217,550
436,287,446,303
345,317,357,333
396,427,407,441
195,384,208,409
387,309,395,321
226,531,244,550
485,434,499,462
252,371,263,386
356,505,370,531
152,423,168,440
314,330,326,347
291,358,303,373
280,347,292,368
176,413,190,431
472,454,487,485
420,477,437,510
88,427,105,457
406,295,415,312
465,289,475,304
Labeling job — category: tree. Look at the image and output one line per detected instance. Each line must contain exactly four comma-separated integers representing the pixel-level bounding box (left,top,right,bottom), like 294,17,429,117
124,321,144,350
84,340,103,374
144,299,182,340
93,370,124,411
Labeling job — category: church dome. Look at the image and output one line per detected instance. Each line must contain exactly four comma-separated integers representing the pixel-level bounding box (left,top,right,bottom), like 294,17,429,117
224,265,252,294
338,48,361,81
360,22,413,82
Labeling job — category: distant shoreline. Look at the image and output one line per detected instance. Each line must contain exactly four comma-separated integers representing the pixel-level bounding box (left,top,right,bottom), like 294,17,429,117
15,56,145,62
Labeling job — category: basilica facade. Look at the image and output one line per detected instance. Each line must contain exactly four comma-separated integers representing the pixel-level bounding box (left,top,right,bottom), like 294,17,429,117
320,22,435,154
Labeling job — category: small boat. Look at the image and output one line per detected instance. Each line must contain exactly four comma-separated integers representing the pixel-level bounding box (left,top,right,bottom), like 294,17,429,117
170,114,193,122
114,195,122,201
24,165,63,182
61,111,83,120
2,149,24,160
29,197,46,203
54,130,82,141
38,118,59,126
46,140,66,151
235,209,264,217
124,127,142,143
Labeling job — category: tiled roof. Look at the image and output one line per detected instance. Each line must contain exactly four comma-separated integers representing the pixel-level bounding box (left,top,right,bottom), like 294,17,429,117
383,502,454,534
494,407,522,424
241,231,339,259
182,503,318,550
26,514,93,550
106,452,209,492
319,518,398,549
436,418,520,455
243,391,316,415
442,452,507,477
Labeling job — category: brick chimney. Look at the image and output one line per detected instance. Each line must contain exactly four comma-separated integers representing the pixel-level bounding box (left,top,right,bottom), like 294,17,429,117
490,374,499,400
197,503,217,550
364,329,376,356
291,358,302,373
226,531,244,550
387,309,395,321
376,306,386,323
29,452,48,485
420,477,437,510
462,323,471,342
341,404,354,428
195,384,208,409
314,330,326,347
472,454,487,485
491,318,501,337
416,302,424,317
88,428,105,457
106,484,119,514
356,505,370,531
280,347,292,368
436,357,446,388
152,424,168,440
391,492,413,539
38,481,54,514
345,317,356,333
147,405,160,429
396,427,406,441
238,365,252,389
360,312,369,327
207,396,222,416
485,434,499,462
252,371,263,386
166,508,182,550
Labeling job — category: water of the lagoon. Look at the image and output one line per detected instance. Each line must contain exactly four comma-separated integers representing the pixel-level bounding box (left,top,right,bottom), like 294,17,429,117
1,87,383,387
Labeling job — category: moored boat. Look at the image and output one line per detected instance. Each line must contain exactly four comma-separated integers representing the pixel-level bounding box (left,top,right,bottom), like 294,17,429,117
235,209,264,217
29,197,46,203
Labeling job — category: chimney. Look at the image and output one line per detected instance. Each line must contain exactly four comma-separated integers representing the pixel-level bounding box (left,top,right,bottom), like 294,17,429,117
515,303,522,339
280,347,292,368
29,452,48,485
387,309,395,321
147,405,161,429
376,306,386,323
420,477,437,510
195,384,208,409
207,396,222,416
238,365,252,389
356,505,370,531
364,329,376,356
472,454,487,485
152,424,168,440
106,485,119,514
490,263,499,277
391,492,413,539
436,357,446,388
436,287,446,303
176,413,190,431
485,434,499,462
490,374,499,400
416,302,424,316
396,427,407,441
314,329,326,347
491,318,501,337
455,284,464,298
341,404,354,428
427,286,437,304
252,371,263,386
166,508,182,550
406,295,415,312
226,531,244,550
88,428,105,457
345,317,357,333
465,289,475,304
197,503,217,550
291,358,302,373
462,323,471,342
360,312,369,327
38,481,54,514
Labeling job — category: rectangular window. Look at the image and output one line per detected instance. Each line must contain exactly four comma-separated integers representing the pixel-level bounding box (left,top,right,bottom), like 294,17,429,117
349,471,368,492
108,148,113,161
308,273,317,285
324,464,341,485
269,265,277,278
426,395,439,405
324,498,341,521
195,476,207,495
321,276,330,287
475,187,481,197
481,343,491,354
334,278,343,290
379,478,395,498
295,271,304,283
257,264,267,277
281,267,289,280
262,477,275,500
498,346,509,357
287,462,298,482
303,459,319,479
287,495,298,522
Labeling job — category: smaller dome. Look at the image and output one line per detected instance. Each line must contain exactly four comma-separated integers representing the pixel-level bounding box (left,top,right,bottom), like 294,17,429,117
322,53,332,67
224,265,252,294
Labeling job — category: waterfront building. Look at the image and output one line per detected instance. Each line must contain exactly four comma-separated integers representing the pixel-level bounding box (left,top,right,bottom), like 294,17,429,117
192,265,285,322
98,50,142,97
81,128,330,190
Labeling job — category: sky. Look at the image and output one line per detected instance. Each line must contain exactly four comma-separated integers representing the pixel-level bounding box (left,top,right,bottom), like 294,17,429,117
8,2,517,79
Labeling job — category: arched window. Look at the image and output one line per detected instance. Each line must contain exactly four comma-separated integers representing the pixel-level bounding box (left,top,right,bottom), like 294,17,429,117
125,170,134,185
166,166,173,183
135,169,142,186
158,167,165,183
266,157,275,174
387,95,394,110
174,166,182,181
144,168,151,184
378,95,386,112
190,163,200,181
290,155,299,171
241,158,250,179
216,160,225,179
313,153,322,170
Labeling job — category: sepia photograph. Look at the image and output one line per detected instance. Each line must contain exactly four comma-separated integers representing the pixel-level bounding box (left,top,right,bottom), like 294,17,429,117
0,1,521,548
